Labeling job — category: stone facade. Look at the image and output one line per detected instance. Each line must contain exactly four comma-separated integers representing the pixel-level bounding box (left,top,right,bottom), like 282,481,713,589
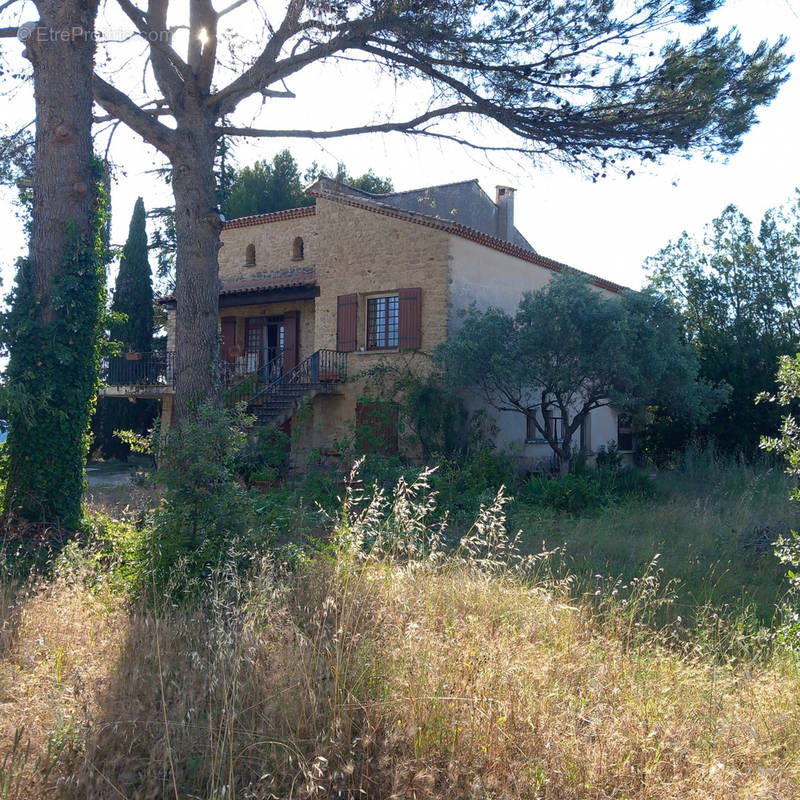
158,182,631,471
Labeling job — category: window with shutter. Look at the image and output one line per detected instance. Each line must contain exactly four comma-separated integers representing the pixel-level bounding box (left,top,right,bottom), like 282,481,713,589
221,317,236,362
398,287,422,350
337,294,358,352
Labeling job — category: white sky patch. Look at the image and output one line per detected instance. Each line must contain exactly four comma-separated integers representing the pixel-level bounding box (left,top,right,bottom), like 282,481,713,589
0,0,797,295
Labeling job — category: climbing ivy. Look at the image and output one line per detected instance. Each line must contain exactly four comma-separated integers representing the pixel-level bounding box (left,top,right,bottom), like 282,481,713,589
2,159,111,529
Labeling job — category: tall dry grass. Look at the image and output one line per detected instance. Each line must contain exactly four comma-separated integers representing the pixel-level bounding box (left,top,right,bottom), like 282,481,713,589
1,467,799,798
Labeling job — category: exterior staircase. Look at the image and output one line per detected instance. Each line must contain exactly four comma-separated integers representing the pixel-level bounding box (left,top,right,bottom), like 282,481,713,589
232,348,348,427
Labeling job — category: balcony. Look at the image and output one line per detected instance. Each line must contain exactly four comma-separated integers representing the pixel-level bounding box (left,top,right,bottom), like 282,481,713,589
100,351,175,398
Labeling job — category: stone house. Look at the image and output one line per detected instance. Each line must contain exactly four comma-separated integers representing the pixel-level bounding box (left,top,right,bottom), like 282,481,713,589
103,176,631,472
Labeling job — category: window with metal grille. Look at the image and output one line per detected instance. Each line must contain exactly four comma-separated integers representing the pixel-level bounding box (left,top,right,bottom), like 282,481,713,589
367,295,399,350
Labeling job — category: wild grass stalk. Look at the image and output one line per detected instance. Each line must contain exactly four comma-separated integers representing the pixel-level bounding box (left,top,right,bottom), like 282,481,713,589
1,464,798,798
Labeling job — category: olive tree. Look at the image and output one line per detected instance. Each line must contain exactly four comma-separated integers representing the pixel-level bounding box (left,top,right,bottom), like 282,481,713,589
437,270,723,473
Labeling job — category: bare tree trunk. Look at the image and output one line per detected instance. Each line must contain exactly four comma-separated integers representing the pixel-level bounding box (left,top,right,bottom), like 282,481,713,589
170,119,222,423
4,0,101,529
27,3,97,322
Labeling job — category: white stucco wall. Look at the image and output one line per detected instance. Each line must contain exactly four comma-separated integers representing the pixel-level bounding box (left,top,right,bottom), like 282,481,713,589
446,234,629,470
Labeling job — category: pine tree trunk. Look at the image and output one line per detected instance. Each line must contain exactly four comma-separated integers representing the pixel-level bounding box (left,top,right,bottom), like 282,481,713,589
4,1,101,529
170,121,223,423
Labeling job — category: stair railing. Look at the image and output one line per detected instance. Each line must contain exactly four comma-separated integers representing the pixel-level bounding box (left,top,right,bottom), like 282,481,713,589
247,349,347,407
222,349,285,407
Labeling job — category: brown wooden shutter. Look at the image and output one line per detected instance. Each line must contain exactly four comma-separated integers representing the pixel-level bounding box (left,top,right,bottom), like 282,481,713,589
283,310,299,371
398,287,422,350
221,316,236,362
336,294,358,352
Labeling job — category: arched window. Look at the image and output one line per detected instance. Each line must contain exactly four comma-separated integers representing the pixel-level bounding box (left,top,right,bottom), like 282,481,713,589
245,243,256,266
292,236,304,260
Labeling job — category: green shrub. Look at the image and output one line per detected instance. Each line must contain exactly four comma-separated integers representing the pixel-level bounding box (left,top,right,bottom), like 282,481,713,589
431,449,515,516
234,424,290,484
595,441,622,469
521,466,654,514
134,404,273,600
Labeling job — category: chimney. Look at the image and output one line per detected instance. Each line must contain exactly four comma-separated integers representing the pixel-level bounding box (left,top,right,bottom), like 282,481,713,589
495,185,515,243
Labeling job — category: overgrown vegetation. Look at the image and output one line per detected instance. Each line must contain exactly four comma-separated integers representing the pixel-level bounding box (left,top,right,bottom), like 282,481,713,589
1,159,111,529
646,194,800,459
438,271,722,473
1,466,799,799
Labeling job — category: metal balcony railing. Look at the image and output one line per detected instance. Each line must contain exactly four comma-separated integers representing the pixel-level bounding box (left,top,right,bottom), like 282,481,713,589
101,351,175,387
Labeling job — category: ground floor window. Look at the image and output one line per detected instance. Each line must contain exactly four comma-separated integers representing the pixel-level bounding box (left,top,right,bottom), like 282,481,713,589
617,413,634,452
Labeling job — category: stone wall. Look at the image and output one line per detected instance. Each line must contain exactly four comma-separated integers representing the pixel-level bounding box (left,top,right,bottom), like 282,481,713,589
220,210,318,280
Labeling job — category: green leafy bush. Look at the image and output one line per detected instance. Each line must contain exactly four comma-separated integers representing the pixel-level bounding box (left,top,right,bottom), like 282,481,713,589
133,405,273,599
522,467,654,514
234,424,290,484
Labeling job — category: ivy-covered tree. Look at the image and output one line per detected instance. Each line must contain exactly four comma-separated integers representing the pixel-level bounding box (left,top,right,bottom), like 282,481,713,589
94,197,158,459
646,196,800,457
438,271,722,473
0,1,105,529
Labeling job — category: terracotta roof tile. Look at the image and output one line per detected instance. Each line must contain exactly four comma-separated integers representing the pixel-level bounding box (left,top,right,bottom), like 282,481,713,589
157,267,316,303
222,205,315,230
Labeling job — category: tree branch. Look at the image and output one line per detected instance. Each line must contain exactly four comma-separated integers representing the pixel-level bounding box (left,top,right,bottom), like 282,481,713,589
94,99,173,123
189,0,217,92
209,0,344,116
0,26,18,38
216,0,249,16
113,0,193,102
216,103,471,139
92,72,176,157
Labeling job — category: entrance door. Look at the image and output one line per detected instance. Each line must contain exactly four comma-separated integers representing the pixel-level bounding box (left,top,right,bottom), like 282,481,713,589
245,316,285,381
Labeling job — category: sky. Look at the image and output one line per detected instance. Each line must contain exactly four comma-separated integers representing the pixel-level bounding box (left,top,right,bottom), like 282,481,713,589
0,0,798,293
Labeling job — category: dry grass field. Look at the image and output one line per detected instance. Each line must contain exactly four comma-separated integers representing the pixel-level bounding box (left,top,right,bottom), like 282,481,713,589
1,473,799,799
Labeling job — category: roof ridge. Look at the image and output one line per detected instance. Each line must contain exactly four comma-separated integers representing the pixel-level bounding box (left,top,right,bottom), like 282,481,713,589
308,185,626,294
223,204,315,229
382,178,481,198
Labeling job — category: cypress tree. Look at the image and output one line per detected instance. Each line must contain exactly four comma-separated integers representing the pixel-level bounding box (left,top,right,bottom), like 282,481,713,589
111,197,153,351
94,197,157,459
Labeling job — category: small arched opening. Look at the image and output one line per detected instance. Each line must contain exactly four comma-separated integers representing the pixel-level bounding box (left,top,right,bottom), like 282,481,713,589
292,236,304,261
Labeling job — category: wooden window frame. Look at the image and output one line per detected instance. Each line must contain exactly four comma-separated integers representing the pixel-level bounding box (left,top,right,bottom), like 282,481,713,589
366,292,400,351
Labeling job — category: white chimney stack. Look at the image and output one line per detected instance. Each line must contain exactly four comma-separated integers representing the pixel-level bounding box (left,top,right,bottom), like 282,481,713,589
495,185,515,243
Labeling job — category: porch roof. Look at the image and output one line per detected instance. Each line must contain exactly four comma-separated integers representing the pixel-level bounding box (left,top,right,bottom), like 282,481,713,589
157,267,318,307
